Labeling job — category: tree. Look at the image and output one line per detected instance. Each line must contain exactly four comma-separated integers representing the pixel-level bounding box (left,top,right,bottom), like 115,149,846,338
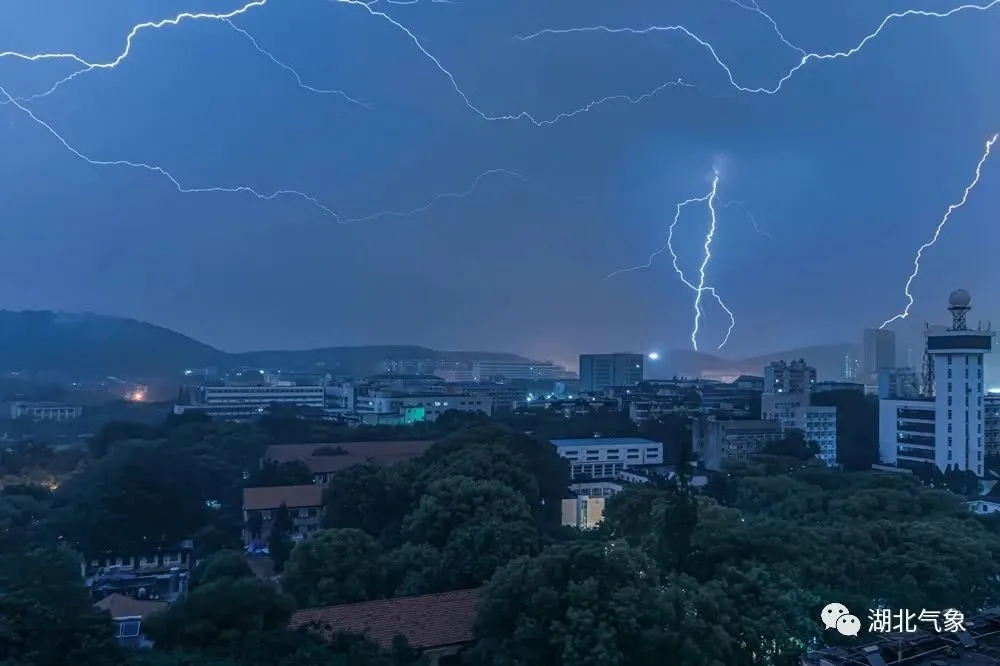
809,390,877,470
437,518,541,590
53,440,209,555
281,528,386,608
0,547,121,666
142,575,295,654
249,460,314,487
268,503,295,573
322,462,420,543
401,475,532,549
470,541,672,666
192,550,255,588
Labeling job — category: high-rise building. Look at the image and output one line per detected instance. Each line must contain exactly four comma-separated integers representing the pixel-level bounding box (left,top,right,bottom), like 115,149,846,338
579,353,644,393
878,289,994,477
763,359,816,395
760,359,836,466
863,328,896,375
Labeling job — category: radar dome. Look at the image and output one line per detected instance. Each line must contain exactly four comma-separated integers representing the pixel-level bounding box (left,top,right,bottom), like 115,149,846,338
949,289,972,307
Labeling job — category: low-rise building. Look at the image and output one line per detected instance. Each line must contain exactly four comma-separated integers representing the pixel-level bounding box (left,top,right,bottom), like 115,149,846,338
877,397,936,470
242,485,324,547
561,495,607,530
261,440,434,485
761,393,838,466
550,437,663,480
10,401,83,420
290,589,479,666
175,384,327,420
693,417,784,471
84,542,192,603
93,594,167,649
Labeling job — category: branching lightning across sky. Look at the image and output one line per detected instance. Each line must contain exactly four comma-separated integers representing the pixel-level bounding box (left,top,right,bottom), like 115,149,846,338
2,0,999,350
222,19,367,107
879,133,998,330
516,1,1000,97
0,0,529,224
603,169,735,351
718,199,773,240
0,83,521,224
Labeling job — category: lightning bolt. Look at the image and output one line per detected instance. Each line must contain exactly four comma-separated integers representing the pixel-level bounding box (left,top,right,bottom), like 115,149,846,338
718,200,773,240
0,85,520,224
692,171,723,351
604,169,735,351
222,20,368,106
0,0,528,222
879,133,998,329
515,1,1000,98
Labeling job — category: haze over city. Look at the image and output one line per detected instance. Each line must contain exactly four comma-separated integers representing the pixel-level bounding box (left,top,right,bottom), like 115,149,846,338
2,0,999,362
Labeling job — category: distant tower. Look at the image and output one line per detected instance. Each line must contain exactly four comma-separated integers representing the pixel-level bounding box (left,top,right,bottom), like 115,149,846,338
923,289,994,477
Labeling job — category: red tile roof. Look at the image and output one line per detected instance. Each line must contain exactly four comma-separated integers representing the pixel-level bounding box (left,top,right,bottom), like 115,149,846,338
242,484,324,511
262,441,434,475
289,588,479,650
94,593,167,619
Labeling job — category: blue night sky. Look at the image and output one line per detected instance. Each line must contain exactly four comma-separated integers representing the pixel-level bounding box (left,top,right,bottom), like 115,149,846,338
1,0,998,366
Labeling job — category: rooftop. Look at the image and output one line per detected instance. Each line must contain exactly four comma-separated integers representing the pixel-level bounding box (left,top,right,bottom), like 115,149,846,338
242,484,324,511
93,593,167,620
289,588,479,650
262,441,434,475
550,437,662,448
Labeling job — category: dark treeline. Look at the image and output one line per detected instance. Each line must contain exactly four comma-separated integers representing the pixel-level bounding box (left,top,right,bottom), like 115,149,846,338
2,404,998,666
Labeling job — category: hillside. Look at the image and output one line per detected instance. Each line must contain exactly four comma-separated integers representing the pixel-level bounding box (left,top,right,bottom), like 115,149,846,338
0,311,531,379
0,311,859,381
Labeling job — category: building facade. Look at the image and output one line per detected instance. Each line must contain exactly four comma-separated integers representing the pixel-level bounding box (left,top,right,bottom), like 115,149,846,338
878,367,921,400
877,290,993,476
549,437,662,479
578,353,644,393
10,401,83,420
986,392,1000,457
175,384,326,420
763,359,816,395
693,417,784,471
242,485,324,547
863,327,897,375
760,391,838,466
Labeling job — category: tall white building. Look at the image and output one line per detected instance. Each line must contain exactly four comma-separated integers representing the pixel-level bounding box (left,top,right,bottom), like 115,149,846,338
878,289,994,476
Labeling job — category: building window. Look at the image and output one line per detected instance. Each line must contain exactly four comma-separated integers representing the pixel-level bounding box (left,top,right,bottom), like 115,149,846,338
948,410,953,419
948,397,953,406
948,383,953,393
948,369,953,379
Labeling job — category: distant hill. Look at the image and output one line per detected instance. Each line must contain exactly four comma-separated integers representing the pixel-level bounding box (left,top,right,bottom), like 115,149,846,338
0,310,860,381
0,311,532,379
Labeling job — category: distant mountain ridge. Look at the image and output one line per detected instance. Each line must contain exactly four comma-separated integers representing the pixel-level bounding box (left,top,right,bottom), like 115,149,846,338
0,311,533,379
0,311,858,381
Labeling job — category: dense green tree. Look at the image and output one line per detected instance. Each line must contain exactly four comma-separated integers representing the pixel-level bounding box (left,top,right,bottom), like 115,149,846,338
401,475,532,548
809,389,877,470
142,575,295,654
53,440,209,554
249,460,314,487
380,543,441,597
761,430,820,460
281,528,386,608
268,503,295,573
192,550,255,588
0,547,121,666
470,541,672,666
322,462,421,543
437,518,541,590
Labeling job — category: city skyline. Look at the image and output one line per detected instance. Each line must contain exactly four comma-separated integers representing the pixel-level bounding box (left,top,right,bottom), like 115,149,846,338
2,1,999,361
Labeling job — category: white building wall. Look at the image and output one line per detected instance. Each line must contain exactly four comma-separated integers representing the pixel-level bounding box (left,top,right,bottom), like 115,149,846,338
932,352,986,476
